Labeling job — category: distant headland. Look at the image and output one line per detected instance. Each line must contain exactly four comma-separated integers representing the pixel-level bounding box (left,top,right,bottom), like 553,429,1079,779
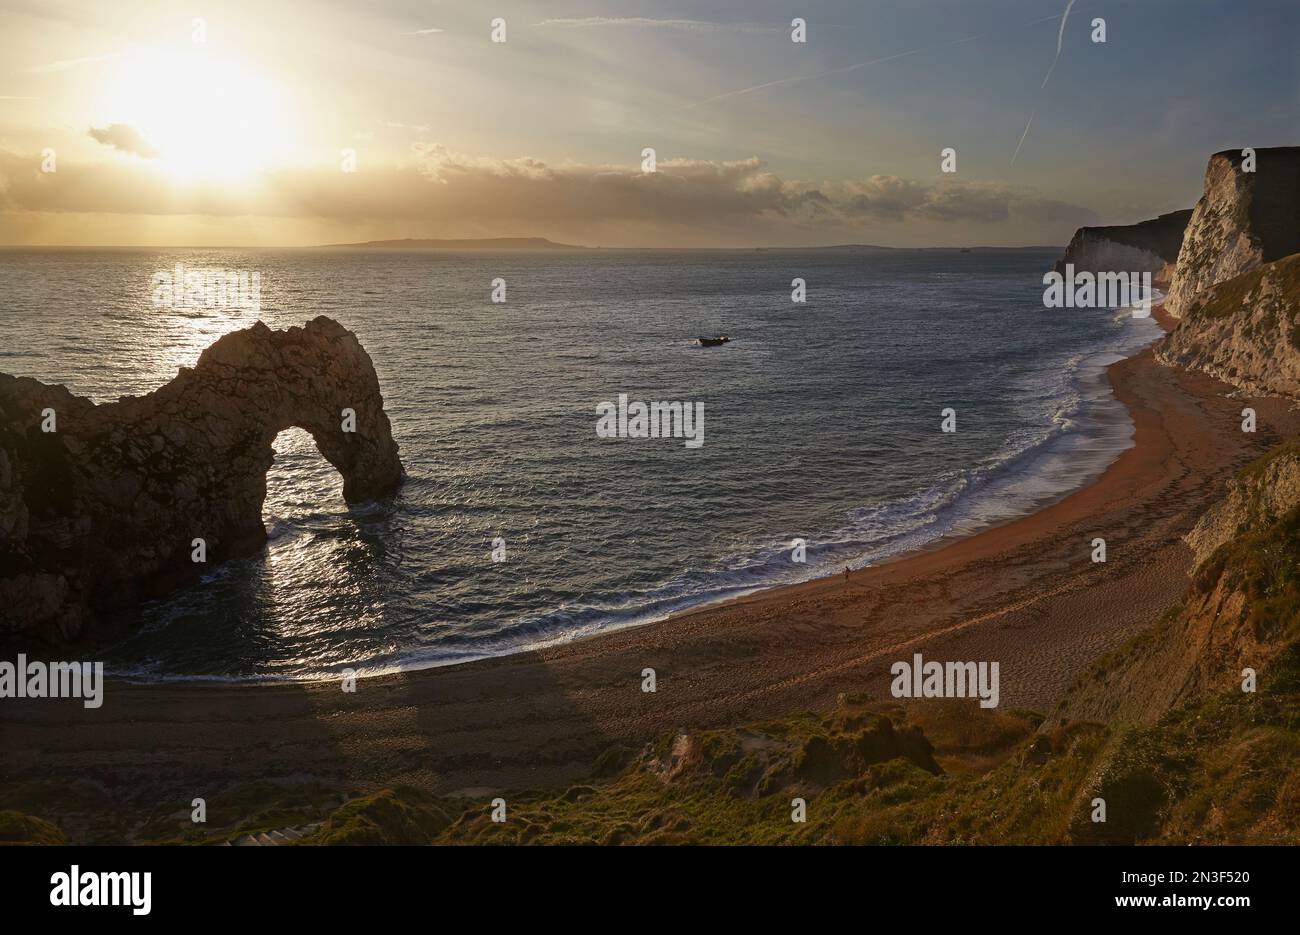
320,237,587,250
319,237,1059,252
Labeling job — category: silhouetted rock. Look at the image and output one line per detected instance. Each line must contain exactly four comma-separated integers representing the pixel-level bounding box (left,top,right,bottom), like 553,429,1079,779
0,316,402,643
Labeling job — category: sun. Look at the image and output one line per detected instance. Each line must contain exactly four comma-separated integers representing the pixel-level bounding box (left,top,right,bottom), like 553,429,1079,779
96,49,295,180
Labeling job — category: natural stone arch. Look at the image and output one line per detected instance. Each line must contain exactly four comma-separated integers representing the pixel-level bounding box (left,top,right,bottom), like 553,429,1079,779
0,317,403,643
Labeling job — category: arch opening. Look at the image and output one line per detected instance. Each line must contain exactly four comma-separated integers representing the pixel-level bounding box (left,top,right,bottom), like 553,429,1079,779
262,426,346,534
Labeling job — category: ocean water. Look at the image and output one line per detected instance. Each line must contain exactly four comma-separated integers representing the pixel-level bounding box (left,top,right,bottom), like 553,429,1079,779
0,247,1161,679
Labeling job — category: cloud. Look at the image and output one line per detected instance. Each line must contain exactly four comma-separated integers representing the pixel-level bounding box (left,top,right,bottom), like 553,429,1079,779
536,18,778,34
0,146,1094,242
30,53,121,74
407,146,829,224
822,174,1091,225
87,124,158,159
835,176,927,221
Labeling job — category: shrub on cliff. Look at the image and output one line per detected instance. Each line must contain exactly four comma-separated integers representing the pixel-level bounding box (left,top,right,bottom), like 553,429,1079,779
0,810,66,846
310,787,450,846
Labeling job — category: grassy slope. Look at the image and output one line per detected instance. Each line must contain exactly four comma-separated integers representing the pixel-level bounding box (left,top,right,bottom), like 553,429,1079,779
273,646,1298,846
299,464,1300,846
293,448,1300,846
4,458,1299,847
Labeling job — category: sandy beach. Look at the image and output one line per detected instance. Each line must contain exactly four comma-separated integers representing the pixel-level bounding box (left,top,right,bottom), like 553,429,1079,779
3,313,1297,805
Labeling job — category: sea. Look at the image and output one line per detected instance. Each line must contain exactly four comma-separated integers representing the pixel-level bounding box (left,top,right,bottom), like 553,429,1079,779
0,247,1162,679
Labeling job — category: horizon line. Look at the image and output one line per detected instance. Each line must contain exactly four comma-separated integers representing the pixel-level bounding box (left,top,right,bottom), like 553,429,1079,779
0,240,1068,251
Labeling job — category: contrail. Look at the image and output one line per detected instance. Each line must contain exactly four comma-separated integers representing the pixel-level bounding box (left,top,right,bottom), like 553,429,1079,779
1040,0,1077,88
688,9,1074,110
1012,0,1077,165
1010,109,1037,166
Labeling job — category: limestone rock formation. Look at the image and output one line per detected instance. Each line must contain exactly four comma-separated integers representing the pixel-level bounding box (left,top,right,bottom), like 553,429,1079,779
1164,147,1300,317
1049,164,1300,726
1054,209,1191,282
1156,253,1300,397
1184,442,1300,568
1051,445,1300,727
0,316,403,644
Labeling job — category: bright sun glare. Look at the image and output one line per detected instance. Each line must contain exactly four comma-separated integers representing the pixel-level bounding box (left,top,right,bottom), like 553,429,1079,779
98,50,294,180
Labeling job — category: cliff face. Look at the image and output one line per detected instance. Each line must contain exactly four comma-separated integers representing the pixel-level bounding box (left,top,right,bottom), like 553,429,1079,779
1059,190,1300,725
1164,147,1300,317
1184,441,1300,567
1053,444,1300,727
0,316,402,644
1156,253,1300,396
1054,209,1191,281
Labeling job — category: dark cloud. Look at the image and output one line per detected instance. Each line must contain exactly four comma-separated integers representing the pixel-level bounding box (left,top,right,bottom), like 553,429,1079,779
834,174,1093,226
87,124,158,159
0,145,1095,237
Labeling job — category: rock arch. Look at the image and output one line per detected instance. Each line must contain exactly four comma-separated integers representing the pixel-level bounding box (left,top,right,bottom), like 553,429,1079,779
0,317,403,643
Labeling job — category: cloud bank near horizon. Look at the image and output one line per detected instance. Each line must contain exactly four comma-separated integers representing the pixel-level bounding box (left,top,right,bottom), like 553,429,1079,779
0,143,1096,246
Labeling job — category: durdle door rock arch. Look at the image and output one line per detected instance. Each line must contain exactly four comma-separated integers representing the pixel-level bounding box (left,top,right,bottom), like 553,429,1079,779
0,316,403,644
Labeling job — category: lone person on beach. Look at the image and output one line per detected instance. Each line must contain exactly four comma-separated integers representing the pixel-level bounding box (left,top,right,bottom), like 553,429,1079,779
844,566,850,583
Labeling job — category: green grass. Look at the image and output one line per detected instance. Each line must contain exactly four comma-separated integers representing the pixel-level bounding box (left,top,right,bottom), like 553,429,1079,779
6,649,1298,845
309,787,451,845
1185,253,1300,322
0,810,66,845
6,445,1299,846
1197,504,1300,634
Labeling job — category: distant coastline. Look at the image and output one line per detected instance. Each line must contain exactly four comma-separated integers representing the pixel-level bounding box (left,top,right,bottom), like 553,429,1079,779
0,240,1067,252
320,236,588,250
316,237,1063,252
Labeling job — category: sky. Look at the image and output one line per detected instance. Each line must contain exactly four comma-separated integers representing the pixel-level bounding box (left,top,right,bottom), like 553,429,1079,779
0,0,1295,247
